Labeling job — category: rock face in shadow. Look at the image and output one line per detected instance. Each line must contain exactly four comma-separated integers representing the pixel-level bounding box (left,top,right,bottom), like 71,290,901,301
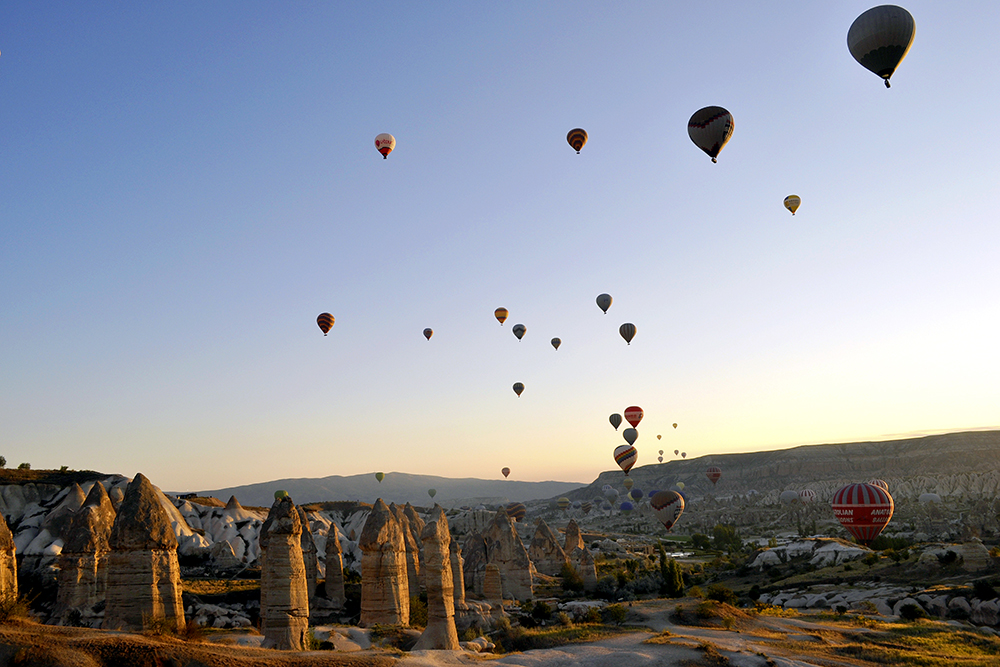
569,545,598,593
528,518,569,576
103,473,185,633
0,512,16,599
483,564,503,605
54,482,115,625
564,519,585,553
323,522,346,607
359,498,409,626
259,496,309,650
466,510,533,601
413,506,460,650
390,502,422,597
450,540,465,606
297,507,318,606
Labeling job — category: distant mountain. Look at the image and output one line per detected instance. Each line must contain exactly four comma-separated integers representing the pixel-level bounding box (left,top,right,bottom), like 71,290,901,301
184,472,584,508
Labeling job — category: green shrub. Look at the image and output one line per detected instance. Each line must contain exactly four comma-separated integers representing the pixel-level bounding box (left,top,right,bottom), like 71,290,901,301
531,601,552,622
899,603,926,622
705,584,738,606
863,553,879,568
560,562,584,592
583,607,601,624
602,603,627,625
17,462,30,470
691,534,711,550
408,595,427,628
556,611,572,626
747,585,760,601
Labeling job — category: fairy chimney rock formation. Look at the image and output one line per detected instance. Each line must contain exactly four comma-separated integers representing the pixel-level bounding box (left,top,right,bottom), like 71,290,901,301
413,506,460,650
102,473,185,632
42,483,87,540
571,545,598,593
481,509,533,601
483,564,503,606
404,502,426,548
450,539,465,606
54,482,115,624
528,518,569,576
563,519,585,553
359,498,409,626
0,512,16,600
323,522,346,607
108,486,125,511
259,496,309,650
390,502,422,596
297,507,318,604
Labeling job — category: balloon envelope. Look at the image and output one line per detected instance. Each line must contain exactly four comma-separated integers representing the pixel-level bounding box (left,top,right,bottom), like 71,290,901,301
630,488,643,500
557,497,571,511
501,467,511,478
681,452,686,458
512,324,526,340
623,477,634,491
798,489,816,503
428,488,437,498
317,313,335,335
657,435,661,440
658,456,663,462
551,337,561,350
375,133,396,158
596,293,612,314
375,472,384,483
619,501,634,513
619,323,636,345
706,467,722,485
567,128,588,153
784,195,801,215
512,382,524,397
494,307,508,325
423,328,433,340
674,450,679,455
832,483,893,546
919,492,941,504
609,413,623,431
780,490,800,505
624,406,643,428
688,106,734,162
274,490,289,500
673,423,678,429
506,502,526,521
650,490,685,530
848,5,915,87
614,444,638,474
868,479,889,492
622,428,638,445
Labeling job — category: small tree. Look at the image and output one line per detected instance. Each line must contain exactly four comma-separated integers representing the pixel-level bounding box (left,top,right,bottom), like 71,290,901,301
17,462,30,470
659,546,685,598
0,456,6,468
560,562,584,592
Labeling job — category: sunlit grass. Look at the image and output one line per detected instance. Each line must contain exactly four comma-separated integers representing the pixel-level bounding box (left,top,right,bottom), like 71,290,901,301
182,579,260,596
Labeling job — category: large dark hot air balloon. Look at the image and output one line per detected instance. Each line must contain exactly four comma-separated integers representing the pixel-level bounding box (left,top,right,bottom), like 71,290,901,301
619,323,636,345
832,482,894,546
622,428,638,445
317,313,335,335
423,328,433,340
501,467,511,478
706,467,722,485
596,293,612,314
512,382,524,397
512,324,526,340
688,106,734,163
848,5,915,88
551,337,561,350
609,413,623,431
506,501,526,522
567,128,588,153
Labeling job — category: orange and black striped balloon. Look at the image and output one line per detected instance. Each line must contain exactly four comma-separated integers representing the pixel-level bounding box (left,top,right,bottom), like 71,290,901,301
566,128,588,153
494,307,508,325
317,313,335,336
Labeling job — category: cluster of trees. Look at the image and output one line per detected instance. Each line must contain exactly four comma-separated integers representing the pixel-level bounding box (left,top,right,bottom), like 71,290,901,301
0,457,31,470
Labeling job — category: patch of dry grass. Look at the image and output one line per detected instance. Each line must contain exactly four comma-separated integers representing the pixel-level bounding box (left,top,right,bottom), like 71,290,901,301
182,579,260,596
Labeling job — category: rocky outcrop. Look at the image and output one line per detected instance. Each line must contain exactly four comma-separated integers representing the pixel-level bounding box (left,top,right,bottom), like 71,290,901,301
259,496,309,650
403,503,425,548
103,473,185,633
53,482,115,625
323,522,346,607
450,540,465,606
484,564,503,605
413,506,460,650
359,499,409,626
528,519,569,576
467,510,533,601
390,503,421,597
569,546,598,593
297,507,318,604
0,512,16,600
563,519,585,553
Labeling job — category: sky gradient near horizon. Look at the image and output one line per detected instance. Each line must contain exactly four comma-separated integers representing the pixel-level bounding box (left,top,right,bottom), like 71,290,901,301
2,2,999,491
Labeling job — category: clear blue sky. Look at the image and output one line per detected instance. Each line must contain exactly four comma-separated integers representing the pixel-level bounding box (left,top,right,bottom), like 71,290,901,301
2,2,998,491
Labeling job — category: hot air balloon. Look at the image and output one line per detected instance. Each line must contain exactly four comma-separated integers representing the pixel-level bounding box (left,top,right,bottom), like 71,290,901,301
657,435,662,440
706,467,722,485
868,479,889,492
571,500,581,510
551,337,561,350
375,472,384,483
614,444,637,474
495,307,508,325
317,313,335,336
784,195,801,215
675,482,685,491
375,133,396,158
780,490,800,505
428,488,437,499
566,128,588,153
688,106,734,163
622,428,638,445
658,450,664,456
658,456,663,463
624,406,643,428
512,324,526,340
630,488,644,501
501,467,511,478
651,490,685,531
557,497,571,512
798,489,816,503
619,323,636,345
506,502,526,521
623,477,634,491
596,293,612,314
673,423,678,429
832,483,893,546
918,492,941,504
674,450,679,456
604,487,619,501
681,452,686,459
609,413,623,431
848,5,915,88
581,501,592,514
423,328,433,340
512,382,524,397
274,490,289,500
620,501,634,513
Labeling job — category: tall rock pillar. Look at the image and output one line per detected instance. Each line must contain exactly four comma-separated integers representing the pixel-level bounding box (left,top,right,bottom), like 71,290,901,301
359,498,409,626
259,496,309,650
0,512,16,601
413,506,460,650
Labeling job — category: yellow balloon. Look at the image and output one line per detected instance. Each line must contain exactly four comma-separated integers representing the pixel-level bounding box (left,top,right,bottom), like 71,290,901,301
784,195,801,215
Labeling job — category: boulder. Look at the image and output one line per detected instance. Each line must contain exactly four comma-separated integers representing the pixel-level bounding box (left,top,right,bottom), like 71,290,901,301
528,519,569,576
971,599,999,627
413,506,460,650
102,473,185,633
359,499,409,626
259,496,309,650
